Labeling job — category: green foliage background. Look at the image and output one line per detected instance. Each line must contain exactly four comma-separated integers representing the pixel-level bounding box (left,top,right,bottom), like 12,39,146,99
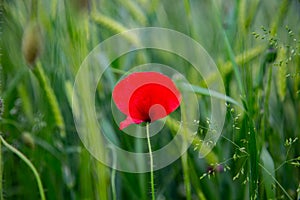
1,0,300,199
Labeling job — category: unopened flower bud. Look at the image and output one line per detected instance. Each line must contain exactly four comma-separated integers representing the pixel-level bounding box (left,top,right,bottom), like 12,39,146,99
72,0,90,13
22,22,43,67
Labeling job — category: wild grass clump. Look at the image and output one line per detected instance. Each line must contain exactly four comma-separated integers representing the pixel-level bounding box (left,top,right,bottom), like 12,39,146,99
1,0,299,199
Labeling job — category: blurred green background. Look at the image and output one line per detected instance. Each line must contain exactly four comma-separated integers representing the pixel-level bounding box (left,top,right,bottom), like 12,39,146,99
1,0,300,199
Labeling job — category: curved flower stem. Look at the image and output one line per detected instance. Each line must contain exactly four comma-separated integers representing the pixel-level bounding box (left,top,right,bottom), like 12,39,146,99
0,136,46,200
146,123,155,200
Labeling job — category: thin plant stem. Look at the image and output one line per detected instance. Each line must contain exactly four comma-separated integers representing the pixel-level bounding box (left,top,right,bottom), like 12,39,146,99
0,135,46,200
146,123,155,200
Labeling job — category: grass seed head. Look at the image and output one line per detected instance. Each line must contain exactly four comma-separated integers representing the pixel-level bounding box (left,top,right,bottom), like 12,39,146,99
22,132,35,149
22,22,43,67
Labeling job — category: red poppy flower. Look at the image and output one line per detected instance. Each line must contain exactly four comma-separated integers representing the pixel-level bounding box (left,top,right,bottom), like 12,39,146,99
112,72,181,130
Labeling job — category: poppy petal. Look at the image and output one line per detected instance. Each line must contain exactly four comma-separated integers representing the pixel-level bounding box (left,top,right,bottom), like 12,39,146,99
119,116,144,130
112,72,181,129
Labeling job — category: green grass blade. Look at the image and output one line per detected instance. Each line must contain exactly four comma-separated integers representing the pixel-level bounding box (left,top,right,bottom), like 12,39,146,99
260,146,275,199
259,163,293,200
181,83,244,109
211,0,244,95
248,120,258,199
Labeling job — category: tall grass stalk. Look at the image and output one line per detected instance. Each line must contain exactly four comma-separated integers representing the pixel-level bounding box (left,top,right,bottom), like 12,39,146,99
212,0,244,94
181,153,191,200
270,0,290,36
245,60,258,199
201,45,266,87
94,161,109,200
117,0,147,25
261,65,273,144
91,12,127,34
30,0,37,20
180,99,191,200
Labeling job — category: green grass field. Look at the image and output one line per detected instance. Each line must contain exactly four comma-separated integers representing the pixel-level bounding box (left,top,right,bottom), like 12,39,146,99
1,0,300,199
